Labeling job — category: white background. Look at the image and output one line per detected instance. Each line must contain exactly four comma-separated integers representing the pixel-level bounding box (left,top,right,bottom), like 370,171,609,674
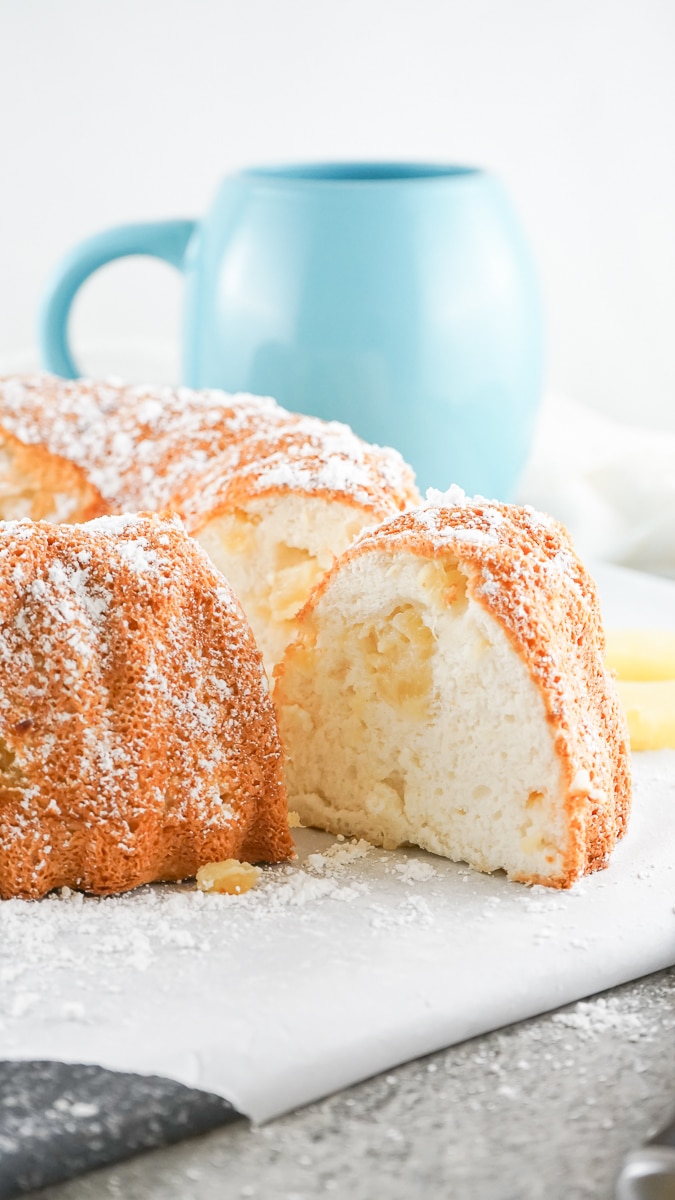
1,0,674,428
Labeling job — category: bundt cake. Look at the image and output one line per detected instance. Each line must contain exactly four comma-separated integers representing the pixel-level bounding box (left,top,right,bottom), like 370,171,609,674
274,488,631,889
178,414,418,671
0,375,419,671
0,399,106,525
0,512,293,900
0,374,275,519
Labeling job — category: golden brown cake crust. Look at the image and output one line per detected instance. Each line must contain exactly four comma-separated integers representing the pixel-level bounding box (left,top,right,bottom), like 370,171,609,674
0,425,108,524
276,493,632,888
0,374,419,530
0,513,293,900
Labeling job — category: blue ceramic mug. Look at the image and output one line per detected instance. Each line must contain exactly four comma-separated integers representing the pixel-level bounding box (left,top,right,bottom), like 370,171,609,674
41,163,543,495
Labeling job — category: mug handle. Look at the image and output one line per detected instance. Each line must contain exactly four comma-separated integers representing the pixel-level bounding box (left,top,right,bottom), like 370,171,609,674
40,219,197,379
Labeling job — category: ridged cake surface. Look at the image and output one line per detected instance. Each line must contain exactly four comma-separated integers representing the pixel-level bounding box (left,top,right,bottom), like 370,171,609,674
0,512,293,899
0,375,419,670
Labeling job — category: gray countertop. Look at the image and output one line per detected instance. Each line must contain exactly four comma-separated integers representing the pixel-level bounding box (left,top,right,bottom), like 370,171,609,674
29,967,675,1200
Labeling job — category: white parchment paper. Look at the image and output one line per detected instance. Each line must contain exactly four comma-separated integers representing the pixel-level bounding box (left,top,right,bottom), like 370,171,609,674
1,565,674,1123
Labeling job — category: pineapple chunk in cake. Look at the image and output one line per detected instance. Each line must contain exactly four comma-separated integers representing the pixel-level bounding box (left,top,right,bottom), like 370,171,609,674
195,495,366,674
274,495,631,889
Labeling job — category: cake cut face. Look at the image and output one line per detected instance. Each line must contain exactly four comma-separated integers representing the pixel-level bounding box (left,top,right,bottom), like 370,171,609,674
0,513,293,900
275,493,631,888
0,375,420,673
175,405,420,673
194,495,377,671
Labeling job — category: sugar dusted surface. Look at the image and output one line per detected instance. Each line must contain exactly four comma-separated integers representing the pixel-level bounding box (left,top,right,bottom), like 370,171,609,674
0,375,418,528
0,751,673,1125
0,513,292,899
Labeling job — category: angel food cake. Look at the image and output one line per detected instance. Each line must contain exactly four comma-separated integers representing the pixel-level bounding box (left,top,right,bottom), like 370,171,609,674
0,375,419,672
0,513,293,900
275,489,631,888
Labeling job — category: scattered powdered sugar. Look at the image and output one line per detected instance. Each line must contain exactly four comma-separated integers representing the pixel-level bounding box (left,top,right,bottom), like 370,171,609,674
256,870,368,908
392,859,438,884
424,484,473,508
0,887,210,1006
1,760,673,1107
305,839,372,874
85,512,183,537
522,504,557,534
112,535,159,573
0,377,275,510
180,414,417,526
413,497,507,552
449,527,500,547
370,894,435,930
551,995,656,1041
239,838,376,910
0,834,444,1026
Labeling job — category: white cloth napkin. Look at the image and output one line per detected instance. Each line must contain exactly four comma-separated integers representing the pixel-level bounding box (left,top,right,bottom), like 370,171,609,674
517,397,675,579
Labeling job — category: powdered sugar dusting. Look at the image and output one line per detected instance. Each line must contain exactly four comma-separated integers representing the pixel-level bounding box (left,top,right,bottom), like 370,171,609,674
424,484,472,508
176,415,417,527
0,513,288,899
0,375,277,512
551,995,655,1040
0,750,673,1124
0,375,418,528
0,834,441,1008
392,859,438,884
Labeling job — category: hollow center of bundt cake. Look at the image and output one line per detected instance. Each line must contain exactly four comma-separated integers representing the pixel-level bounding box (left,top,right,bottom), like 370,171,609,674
195,494,367,674
278,551,568,882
